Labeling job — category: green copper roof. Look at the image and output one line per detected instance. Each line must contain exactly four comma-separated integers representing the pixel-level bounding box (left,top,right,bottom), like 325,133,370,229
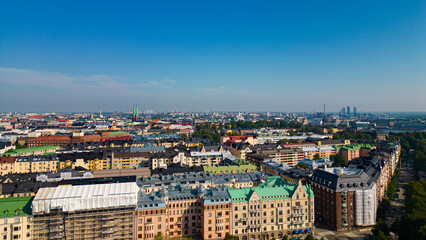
108,131,128,136
0,197,33,218
335,144,375,151
2,145,59,156
228,176,314,203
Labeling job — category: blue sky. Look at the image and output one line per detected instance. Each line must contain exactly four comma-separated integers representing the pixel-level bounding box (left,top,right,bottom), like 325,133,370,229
0,0,425,112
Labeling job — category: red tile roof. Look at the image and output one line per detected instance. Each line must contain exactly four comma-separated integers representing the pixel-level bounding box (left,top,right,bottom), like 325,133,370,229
0,156,17,164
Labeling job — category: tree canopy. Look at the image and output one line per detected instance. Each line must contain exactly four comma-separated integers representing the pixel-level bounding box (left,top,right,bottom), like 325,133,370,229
330,154,347,167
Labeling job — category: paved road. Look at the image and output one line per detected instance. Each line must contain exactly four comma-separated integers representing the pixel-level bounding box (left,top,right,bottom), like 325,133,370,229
385,165,414,226
313,223,371,240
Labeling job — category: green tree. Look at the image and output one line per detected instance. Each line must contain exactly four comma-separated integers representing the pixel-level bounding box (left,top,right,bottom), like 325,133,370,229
282,235,288,240
373,218,389,237
304,234,315,240
313,153,321,160
14,138,26,149
223,233,238,240
223,233,239,240
396,179,426,240
330,154,347,167
180,133,188,139
154,233,165,240
375,230,388,240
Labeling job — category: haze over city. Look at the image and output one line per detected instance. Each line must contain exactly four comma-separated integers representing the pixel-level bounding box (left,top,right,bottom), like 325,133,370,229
1,0,425,112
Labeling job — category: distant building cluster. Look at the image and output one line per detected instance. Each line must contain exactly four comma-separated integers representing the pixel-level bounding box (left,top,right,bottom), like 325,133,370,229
339,106,358,117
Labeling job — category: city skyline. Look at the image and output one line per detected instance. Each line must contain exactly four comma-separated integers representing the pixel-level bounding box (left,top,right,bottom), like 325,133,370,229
1,1,425,112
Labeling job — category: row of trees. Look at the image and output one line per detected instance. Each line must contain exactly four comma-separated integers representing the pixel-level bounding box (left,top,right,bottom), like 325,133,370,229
388,131,426,177
191,129,222,143
374,131,426,239
228,120,303,130
192,120,327,143
391,179,426,240
373,171,400,240
332,130,375,140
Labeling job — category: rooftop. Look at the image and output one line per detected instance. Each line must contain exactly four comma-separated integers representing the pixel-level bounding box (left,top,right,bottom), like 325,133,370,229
2,145,59,156
228,176,314,203
0,196,33,218
32,182,139,213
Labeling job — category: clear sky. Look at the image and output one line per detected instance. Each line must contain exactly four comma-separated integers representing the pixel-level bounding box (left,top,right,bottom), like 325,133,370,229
0,0,425,113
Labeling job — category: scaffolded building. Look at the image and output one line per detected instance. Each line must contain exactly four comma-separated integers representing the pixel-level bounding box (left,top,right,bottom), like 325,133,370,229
31,182,139,240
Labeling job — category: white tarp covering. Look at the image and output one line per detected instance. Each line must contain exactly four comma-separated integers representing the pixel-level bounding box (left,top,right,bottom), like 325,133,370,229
32,182,139,214
354,183,377,226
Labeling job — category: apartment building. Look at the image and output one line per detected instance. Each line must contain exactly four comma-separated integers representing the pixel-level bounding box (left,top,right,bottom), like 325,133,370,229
220,136,258,145
302,146,337,160
228,176,315,240
137,172,269,193
310,167,377,230
228,142,252,160
0,196,33,240
0,156,16,175
26,131,128,147
201,187,232,240
59,151,150,170
247,148,305,168
15,157,59,174
135,176,314,240
335,144,375,162
31,182,138,240
150,147,231,169
135,185,206,240
1,156,60,175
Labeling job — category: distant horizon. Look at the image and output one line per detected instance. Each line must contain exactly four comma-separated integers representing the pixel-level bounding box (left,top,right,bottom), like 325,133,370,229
2,110,426,115
1,1,425,112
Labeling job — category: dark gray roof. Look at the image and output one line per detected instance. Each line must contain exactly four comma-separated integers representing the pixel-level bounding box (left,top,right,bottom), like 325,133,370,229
311,167,376,192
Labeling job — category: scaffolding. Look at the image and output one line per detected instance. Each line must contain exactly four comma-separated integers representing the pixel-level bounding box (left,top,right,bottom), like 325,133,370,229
32,206,134,240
